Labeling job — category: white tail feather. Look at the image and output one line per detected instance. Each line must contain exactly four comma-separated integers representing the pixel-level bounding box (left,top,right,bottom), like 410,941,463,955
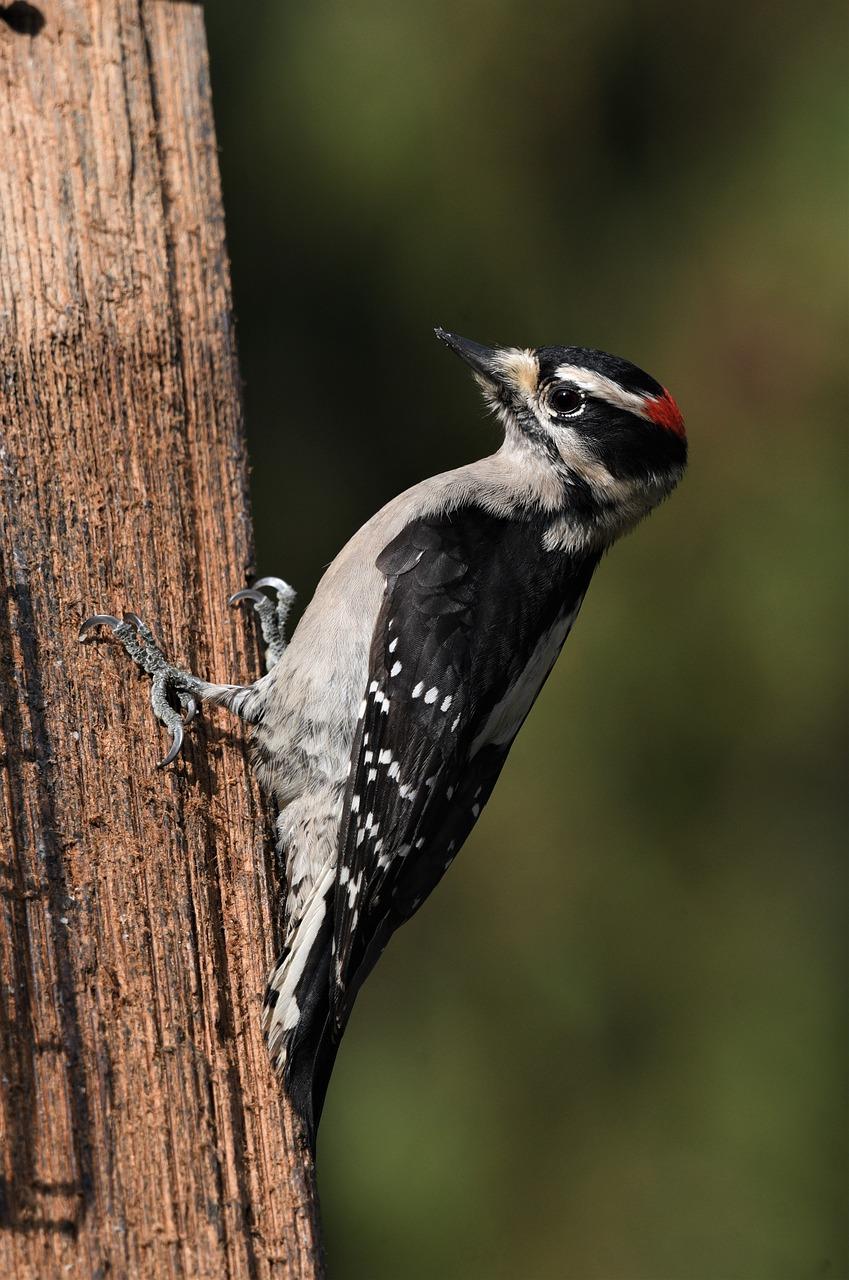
262,859,336,1074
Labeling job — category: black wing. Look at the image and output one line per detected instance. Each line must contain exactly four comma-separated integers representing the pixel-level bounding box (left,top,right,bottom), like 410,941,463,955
330,504,597,1031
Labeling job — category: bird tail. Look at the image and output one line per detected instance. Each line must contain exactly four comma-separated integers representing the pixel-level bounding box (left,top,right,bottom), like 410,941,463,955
261,862,340,1146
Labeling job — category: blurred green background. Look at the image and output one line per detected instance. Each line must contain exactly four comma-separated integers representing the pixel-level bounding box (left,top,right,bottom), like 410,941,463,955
204,2,847,1276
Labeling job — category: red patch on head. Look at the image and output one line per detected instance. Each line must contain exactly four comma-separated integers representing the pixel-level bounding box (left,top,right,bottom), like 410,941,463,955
644,388,685,438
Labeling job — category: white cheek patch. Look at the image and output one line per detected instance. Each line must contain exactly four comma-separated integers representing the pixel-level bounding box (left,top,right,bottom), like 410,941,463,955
552,364,653,421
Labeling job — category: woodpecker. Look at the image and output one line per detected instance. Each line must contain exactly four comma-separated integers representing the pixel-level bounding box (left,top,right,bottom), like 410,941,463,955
80,330,686,1145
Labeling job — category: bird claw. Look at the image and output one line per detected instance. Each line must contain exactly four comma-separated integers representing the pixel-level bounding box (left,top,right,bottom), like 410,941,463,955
253,576,295,598
158,720,184,769
78,614,122,641
228,587,266,608
228,577,295,610
79,607,198,767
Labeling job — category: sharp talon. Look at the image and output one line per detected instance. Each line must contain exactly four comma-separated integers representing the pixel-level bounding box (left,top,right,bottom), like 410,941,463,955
78,614,121,641
183,696,199,724
122,612,146,631
228,588,266,608
158,721,184,768
253,576,295,598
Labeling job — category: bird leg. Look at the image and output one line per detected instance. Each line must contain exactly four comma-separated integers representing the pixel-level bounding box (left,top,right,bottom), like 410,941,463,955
227,576,295,670
79,578,295,767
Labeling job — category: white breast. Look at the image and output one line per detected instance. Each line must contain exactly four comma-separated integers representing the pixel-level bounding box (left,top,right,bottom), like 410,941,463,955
470,598,584,756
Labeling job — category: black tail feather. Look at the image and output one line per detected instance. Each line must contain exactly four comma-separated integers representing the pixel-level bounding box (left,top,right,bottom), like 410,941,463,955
281,909,396,1149
282,916,339,1148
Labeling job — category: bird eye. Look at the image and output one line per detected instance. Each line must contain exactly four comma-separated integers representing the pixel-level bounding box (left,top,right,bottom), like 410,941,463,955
549,385,584,417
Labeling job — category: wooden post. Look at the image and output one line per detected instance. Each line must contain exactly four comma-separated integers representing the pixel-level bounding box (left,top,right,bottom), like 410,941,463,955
0,2,323,1276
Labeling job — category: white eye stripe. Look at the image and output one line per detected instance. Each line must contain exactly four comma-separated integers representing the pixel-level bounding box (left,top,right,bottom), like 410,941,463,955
550,364,653,421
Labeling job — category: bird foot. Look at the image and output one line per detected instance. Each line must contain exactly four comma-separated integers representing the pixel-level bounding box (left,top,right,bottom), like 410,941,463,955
228,576,295,670
79,612,199,767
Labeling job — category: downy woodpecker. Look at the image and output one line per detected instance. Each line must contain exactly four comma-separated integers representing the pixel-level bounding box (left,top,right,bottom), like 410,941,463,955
80,330,686,1144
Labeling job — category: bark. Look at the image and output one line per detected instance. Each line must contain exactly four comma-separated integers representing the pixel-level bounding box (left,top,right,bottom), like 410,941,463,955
0,3,323,1277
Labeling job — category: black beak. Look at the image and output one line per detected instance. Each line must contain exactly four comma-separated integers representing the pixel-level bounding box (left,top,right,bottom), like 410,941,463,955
434,328,500,381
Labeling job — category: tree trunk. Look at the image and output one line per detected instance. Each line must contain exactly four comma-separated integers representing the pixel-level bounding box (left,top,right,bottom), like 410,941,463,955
0,3,323,1276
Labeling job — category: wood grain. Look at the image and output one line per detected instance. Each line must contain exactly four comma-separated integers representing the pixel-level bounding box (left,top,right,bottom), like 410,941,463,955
0,2,323,1275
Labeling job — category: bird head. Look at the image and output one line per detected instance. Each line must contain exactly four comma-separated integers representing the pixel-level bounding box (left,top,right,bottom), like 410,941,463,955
436,328,687,543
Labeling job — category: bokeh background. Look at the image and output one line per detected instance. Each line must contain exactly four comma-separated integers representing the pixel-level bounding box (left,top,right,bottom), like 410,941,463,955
204,3,847,1277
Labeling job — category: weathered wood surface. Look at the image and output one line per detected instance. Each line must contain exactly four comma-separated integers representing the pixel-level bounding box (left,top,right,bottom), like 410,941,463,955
0,3,322,1276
